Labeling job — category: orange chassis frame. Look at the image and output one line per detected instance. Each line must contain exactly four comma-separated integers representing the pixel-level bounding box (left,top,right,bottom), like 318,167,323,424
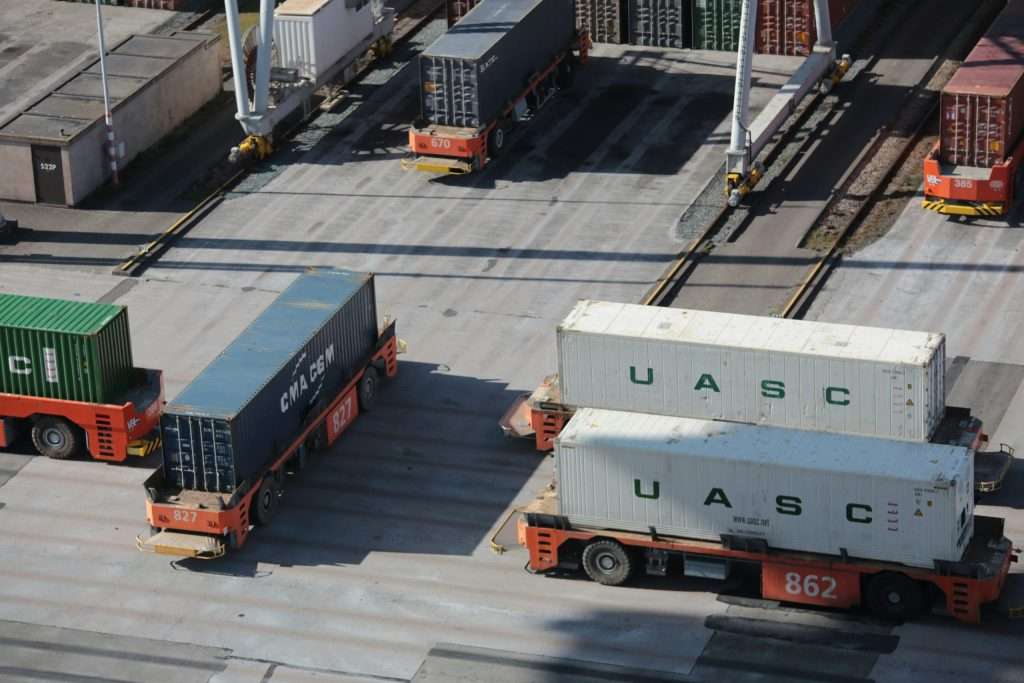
141,323,398,555
922,133,1024,216
0,368,164,461
406,31,592,173
520,513,1015,624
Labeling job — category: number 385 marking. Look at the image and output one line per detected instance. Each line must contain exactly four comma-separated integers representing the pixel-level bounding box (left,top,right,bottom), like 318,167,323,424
784,572,838,599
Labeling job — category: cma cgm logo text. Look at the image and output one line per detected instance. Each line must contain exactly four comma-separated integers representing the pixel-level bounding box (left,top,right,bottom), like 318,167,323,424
628,366,851,406
280,344,336,413
7,349,60,384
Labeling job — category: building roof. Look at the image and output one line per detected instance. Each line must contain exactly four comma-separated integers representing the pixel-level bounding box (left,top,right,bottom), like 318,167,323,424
0,32,217,146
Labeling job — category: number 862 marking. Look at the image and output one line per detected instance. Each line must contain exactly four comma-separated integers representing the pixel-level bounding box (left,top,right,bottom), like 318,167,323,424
784,572,838,599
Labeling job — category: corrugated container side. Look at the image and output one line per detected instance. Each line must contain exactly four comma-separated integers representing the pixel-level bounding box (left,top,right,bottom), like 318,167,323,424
628,0,691,48
758,0,860,56
162,271,379,493
0,296,135,404
557,301,945,441
274,0,374,83
692,0,742,50
576,0,626,44
939,1,1024,167
419,0,577,128
556,409,974,568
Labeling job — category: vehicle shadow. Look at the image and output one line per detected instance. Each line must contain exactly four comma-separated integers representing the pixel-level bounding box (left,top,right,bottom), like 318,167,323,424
172,360,544,576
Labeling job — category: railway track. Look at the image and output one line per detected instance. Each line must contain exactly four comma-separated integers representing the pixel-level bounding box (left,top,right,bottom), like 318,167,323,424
644,0,1006,318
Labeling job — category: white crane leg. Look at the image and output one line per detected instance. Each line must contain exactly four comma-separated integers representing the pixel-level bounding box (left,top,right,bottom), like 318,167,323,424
252,0,275,116
224,0,250,120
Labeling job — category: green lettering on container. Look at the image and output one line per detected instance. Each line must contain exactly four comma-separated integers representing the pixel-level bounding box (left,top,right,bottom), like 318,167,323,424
826,386,851,406
694,373,720,392
634,479,660,499
629,366,654,385
703,487,732,508
761,380,785,399
846,503,872,524
775,495,802,515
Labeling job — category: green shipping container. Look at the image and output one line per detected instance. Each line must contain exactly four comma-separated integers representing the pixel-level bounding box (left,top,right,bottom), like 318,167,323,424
0,294,136,404
692,0,742,50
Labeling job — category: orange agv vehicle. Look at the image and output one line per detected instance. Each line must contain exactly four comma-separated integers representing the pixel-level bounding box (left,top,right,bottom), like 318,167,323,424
404,0,589,175
923,0,1024,218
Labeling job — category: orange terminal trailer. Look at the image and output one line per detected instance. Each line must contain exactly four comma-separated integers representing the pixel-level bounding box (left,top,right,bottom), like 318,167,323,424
137,270,398,558
518,491,1015,623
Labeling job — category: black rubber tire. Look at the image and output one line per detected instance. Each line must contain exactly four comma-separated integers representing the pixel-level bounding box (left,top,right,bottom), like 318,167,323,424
582,539,633,586
557,57,577,89
252,478,280,527
31,416,82,460
487,124,507,158
866,572,924,621
358,366,379,412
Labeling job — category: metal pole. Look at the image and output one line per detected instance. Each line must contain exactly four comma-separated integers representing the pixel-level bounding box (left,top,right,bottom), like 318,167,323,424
94,0,119,186
812,0,833,47
252,0,275,115
727,0,758,175
224,0,252,120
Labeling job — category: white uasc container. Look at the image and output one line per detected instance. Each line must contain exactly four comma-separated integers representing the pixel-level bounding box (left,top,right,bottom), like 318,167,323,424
556,408,974,568
557,301,946,441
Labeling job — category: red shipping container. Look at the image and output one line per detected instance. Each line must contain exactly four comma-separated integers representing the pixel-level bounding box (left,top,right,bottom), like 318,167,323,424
756,0,857,57
939,2,1024,168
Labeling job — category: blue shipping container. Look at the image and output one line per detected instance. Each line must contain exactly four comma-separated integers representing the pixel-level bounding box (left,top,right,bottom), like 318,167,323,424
161,269,379,493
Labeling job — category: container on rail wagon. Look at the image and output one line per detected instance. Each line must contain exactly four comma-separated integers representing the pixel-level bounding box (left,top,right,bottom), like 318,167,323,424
557,300,946,442
419,0,577,129
0,295,135,404
556,408,974,568
273,0,376,83
160,269,378,494
938,2,1024,169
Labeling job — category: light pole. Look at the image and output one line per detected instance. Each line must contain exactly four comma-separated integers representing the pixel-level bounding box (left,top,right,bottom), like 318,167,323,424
94,0,119,186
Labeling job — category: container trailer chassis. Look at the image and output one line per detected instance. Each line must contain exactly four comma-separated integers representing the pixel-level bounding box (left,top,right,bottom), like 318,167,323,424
0,369,164,461
922,135,1024,218
500,375,1016,494
402,30,591,175
136,322,398,559
519,500,1017,624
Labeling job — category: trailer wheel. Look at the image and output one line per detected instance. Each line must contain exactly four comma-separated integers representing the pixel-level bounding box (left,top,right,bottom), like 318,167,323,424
31,416,82,460
487,124,507,158
582,539,633,586
253,478,280,526
358,366,379,412
866,572,924,621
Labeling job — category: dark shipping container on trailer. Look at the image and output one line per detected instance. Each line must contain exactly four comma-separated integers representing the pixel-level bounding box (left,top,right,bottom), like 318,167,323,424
577,0,626,44
939,0,1024,168
0,294,135,404
160,269,379,493
628,0,691,48
419,0,577,129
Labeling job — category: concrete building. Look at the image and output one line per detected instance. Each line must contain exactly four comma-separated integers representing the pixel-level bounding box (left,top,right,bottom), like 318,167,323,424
0,32,220,206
